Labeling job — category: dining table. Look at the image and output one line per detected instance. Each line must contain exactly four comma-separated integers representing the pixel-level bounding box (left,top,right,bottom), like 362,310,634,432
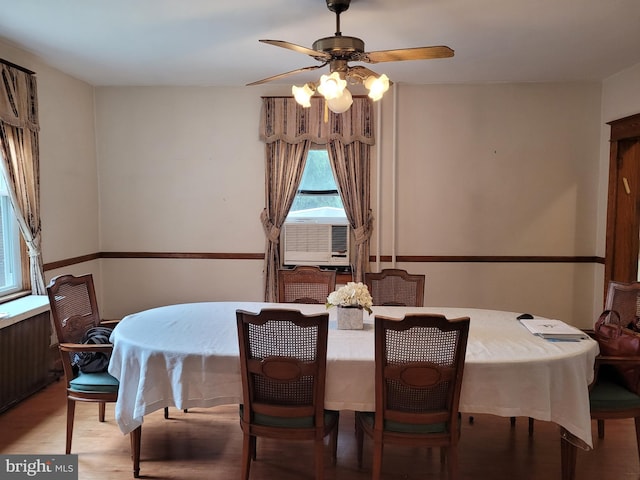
108,301,599,479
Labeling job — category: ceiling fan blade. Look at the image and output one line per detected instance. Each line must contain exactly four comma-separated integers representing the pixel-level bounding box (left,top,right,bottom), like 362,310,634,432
246,64,326,86
363,46,454,63
259,39,332,61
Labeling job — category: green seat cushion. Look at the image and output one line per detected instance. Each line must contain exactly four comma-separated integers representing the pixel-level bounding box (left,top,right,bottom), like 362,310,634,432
239,405,339,429
590,378,640,411
358,411,446,434
69,371,119,393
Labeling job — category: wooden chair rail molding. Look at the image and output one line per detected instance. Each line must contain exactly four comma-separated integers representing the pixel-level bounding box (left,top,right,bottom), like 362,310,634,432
43,252,605,272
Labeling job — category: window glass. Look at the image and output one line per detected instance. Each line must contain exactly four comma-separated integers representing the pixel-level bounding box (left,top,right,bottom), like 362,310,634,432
289,148,346,218
0,165,22,296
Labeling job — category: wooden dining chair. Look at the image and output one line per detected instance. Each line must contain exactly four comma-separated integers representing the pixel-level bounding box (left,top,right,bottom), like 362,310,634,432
589,358,640,453
236,308,339,480
47,274,141,477
589,281,640,440
364,268,425,307
560,329,640,479
277,265,337,304
355,313,470,480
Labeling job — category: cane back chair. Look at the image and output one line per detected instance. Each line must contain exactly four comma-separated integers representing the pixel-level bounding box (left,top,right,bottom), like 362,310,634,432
364,269,425,307
355,313,470,480
236,308,339,480
278,265,337,304
590,281,640,442
47,274,141,477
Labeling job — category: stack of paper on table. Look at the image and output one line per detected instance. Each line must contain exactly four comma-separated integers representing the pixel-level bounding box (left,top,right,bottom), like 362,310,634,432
519,318,588,340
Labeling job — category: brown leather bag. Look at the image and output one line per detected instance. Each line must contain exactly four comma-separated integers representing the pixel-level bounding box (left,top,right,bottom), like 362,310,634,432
594,309,640,394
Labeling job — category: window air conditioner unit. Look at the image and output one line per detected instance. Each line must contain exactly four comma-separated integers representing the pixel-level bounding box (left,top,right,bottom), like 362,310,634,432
282,221,350,267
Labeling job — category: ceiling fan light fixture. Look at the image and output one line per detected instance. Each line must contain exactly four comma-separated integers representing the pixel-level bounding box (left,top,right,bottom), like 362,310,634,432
364,74,390,101
249,0,454,114
292,83,315,107
317,72,347,100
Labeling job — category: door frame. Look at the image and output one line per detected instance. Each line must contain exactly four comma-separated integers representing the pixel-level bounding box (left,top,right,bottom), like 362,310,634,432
605,112,640,292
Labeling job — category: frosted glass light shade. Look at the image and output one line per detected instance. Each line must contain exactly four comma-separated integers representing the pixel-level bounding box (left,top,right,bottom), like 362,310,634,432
326,88,353,113
364,74,390,101
292,84,314,108
317,72,346,100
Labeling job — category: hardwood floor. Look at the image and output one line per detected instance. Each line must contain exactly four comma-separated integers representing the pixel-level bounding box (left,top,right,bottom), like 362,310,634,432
1,380,639,479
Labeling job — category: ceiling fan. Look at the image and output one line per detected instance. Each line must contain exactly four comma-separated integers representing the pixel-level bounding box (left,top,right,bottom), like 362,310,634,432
247,0,454,111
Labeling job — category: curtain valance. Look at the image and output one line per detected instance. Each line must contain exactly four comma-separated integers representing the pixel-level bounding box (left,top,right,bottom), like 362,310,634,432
259,96,375,145
0,65,39,132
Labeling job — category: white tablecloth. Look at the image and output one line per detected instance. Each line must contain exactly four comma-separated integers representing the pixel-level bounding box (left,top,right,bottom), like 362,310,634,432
108,302,598,448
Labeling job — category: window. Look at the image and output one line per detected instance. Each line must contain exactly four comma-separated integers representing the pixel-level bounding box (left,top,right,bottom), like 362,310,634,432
288,148,346,220
283,147,351,269
0,168,22,296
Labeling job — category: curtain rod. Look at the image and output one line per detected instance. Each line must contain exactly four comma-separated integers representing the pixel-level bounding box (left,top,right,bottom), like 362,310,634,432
0,58,36,75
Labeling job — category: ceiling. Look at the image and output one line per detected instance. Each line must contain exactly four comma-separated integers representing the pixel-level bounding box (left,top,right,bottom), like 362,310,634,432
0,0,639,87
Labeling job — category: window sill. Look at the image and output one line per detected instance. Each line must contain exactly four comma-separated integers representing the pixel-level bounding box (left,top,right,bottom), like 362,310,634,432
0,295,50,330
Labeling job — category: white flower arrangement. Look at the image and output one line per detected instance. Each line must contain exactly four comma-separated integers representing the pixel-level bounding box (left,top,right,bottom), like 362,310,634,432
326,281,373,314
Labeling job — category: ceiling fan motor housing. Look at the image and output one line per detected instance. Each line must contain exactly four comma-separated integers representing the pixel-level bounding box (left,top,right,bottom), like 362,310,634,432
312,36,365,58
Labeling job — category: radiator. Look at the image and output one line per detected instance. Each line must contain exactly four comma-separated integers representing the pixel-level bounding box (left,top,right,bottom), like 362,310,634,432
0,311,52,413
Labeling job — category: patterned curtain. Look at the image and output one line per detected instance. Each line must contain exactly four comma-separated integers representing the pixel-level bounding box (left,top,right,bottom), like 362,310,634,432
260,140,311,302
0,63,44,294
327,139,372,283
259,96,374,301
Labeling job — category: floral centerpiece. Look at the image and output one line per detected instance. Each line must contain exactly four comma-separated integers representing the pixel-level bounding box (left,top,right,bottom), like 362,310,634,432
326,282,373,314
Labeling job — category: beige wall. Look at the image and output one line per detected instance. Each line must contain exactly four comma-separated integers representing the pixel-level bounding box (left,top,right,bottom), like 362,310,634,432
602,63,640,122
94,86,271,314
94,82,604,326
375,83,602,326
94,87,266,253
5,37,640,329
